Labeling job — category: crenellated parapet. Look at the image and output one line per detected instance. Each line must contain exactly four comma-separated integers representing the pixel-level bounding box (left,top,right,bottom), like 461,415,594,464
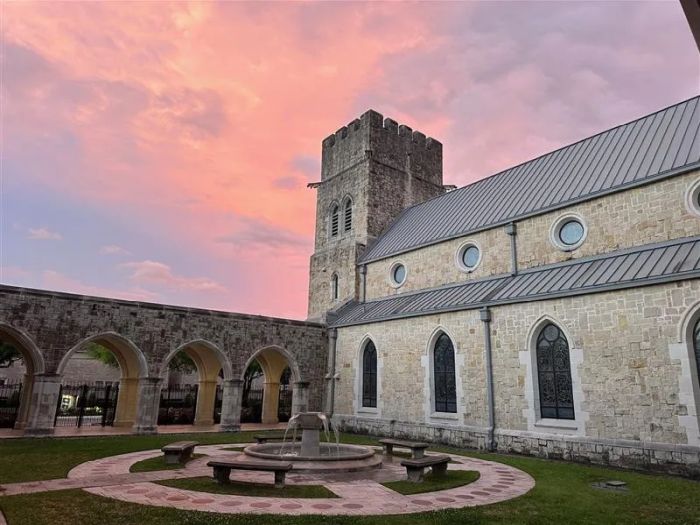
321,110,442,183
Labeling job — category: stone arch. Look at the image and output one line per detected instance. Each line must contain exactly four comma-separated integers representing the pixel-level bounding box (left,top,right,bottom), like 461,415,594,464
0,322,46,429
522,314,586,435
58,332,148,428
242,345,301,424
158,340,233,427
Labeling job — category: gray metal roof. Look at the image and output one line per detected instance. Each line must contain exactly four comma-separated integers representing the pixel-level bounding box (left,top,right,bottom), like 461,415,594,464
332,236,700,327
360,96,700,263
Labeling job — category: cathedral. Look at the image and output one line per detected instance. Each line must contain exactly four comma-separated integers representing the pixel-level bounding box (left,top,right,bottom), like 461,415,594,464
308,97,700,477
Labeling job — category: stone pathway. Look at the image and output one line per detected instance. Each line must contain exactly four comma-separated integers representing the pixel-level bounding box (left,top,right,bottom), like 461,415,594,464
0,444,535,516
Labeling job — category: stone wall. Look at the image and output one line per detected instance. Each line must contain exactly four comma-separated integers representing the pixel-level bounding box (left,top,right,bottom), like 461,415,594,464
333,280,700,477
364,169,700,300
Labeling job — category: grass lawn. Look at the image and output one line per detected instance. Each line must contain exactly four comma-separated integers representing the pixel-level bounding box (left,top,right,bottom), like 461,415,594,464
1,432,699,524
156,476,337,498
129,453,204,473
382,470,480,495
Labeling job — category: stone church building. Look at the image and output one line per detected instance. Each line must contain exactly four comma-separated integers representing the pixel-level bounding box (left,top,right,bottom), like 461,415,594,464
1,95,699,477
310,96,700,477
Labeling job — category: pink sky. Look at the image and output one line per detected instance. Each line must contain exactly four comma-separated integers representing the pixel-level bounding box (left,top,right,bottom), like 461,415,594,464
1,1,698,319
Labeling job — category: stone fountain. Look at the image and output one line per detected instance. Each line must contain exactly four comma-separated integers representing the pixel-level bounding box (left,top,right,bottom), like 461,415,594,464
243,412,381,472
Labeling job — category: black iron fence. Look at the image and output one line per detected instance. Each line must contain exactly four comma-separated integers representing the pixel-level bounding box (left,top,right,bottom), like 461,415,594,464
278,384,292,422
0,381,22,429
241,388,263,423
54,383,119,428
158,384,198,425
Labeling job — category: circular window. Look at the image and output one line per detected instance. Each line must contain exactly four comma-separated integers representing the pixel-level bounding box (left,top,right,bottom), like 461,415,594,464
686,178,700,218
389,262,407,287
550,213,587,251
456,241,482,272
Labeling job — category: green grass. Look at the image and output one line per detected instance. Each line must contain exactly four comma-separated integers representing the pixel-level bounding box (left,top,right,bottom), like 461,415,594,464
129,453,204,473
383,470,480,495
1,432,699,524
156,476,337,498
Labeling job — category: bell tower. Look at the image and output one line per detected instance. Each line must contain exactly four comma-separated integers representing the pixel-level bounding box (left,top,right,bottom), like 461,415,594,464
307,110,445,321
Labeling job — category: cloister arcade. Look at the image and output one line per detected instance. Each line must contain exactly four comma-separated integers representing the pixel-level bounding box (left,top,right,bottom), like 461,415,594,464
0,285,327,435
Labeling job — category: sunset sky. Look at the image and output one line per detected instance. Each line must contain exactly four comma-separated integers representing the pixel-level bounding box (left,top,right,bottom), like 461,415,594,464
1,1,698,319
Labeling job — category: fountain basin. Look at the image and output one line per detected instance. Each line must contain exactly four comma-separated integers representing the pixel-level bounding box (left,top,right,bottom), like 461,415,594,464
243,443,382,472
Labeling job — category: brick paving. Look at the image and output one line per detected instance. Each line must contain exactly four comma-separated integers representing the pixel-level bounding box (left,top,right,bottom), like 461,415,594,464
0,444,535,516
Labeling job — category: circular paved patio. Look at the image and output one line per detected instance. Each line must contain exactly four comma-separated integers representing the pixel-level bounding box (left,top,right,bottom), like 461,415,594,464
67,444,535,516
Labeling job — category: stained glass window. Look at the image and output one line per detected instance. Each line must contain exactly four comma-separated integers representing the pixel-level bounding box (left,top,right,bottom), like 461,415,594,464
434,334,457,413
536,323,575,420
694,318,700,384
362,341,377,408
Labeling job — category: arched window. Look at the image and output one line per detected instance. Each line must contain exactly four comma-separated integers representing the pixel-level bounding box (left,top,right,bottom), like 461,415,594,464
694,318,700,381
362,340,377,408
343,198,353,233
433,333,456,413
536,323,574,420
331,273,339,301
330,205,339,237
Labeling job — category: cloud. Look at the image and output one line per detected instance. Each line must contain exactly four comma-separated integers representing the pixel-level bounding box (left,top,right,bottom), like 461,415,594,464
27,227,62,240
41,270,159,302
121,260,227,292
99,244,131,256
216,217,310,250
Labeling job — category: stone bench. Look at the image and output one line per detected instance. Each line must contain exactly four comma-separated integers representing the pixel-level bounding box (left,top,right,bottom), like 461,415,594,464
207,459,293,488
378,438,430,459
401,455,450,482
254,433,301,444
161,441,198,465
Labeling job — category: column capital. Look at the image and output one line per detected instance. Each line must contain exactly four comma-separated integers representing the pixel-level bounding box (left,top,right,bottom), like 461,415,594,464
222,379,243,387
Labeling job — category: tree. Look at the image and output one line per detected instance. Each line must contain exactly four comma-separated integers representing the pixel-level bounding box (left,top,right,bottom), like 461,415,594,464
86,344,196,373
0,341,22,368
242,360,263,401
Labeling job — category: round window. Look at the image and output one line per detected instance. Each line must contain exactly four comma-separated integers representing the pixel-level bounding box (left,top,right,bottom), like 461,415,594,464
457,242,482,272
558,220,584,246
390,263,406,287
686,178,700,218
550,214,587,251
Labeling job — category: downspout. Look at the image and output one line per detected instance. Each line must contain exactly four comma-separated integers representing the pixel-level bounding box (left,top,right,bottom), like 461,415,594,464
359,264,367,303
325,328,338,417
480,307,496,452
505,222,518,276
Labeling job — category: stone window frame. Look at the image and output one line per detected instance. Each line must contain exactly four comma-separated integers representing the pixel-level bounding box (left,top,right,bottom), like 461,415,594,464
670,301,700,447
330,273,339,301
685,177,700,218
421,327,465,425
329,201,340,239
519,315,587,436
354,335,382,417
388,261,408,289
549,212,588,252
342,195,353,233
455,239,483,273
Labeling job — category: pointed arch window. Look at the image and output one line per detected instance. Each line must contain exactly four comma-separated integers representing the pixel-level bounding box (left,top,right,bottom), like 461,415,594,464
694,318,700,381
433,333,456,413
343,198,353,233
331,273,339,301
330,205,339,237
362,340,377,408
536,323,574,420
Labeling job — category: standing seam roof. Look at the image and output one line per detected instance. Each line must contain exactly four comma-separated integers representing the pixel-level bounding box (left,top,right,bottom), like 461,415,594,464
360,96,700,263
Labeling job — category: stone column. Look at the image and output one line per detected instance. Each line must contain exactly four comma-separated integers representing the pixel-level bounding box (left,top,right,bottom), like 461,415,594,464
194,380,218,426
24,374,61,436
261,381,281,424
291,381,310,416
14,372,34,430
114,377,139,428
132,377,162,435
219,379,242,432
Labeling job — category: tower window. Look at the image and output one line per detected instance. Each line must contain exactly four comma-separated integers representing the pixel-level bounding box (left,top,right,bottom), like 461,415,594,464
343,198,353,233
331,273,339,301
330,205,339,237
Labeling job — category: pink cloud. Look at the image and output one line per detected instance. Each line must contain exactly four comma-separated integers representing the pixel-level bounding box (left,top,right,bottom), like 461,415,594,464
41,270,159,302
27,227,62,240
121,260,226,293
99,245,131,256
